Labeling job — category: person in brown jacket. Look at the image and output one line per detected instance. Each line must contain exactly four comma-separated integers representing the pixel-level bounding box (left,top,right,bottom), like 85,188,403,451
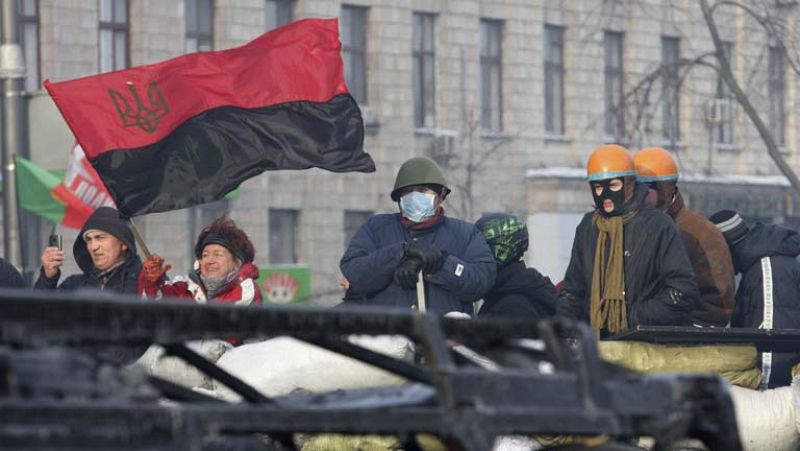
634,147,735,327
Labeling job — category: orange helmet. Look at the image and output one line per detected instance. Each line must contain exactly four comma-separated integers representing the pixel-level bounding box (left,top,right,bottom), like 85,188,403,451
586,144,636,182
634,147,679,183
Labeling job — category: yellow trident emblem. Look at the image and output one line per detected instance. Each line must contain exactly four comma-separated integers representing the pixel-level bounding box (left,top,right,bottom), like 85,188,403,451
108,81,170,133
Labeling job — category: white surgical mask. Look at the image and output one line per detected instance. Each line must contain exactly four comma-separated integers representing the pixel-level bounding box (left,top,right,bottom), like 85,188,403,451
400,191,436,223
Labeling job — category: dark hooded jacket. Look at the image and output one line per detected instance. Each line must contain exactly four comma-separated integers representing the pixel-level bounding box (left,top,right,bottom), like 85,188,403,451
340,213,496,314
729,223,800,388
34,207,142,293
478,260,557,321
557,183,699,328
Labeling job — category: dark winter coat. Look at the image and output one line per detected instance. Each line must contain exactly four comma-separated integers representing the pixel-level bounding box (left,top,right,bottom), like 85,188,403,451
32,207,144,364
340,213,496,314
667,191,736,326
729,223,800,388
478,260,557,321
34,207,142,294
34,256,142,293
0,258,24,288
557,183,699,328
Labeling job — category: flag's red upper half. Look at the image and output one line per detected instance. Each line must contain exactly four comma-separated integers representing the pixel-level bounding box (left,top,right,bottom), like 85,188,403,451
44,18,348,159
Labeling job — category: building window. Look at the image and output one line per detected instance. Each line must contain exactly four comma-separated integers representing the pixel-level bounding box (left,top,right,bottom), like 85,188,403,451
413,12,436,129
480,19,503,132
604,31,624,141
98,0,129,73
713,41,734,146
188,198,229,263
269,209,298,264
186,0,213,52
661,36,680,143
544,24,565,135
341,5,367,104
18,0,39,92
266,0,293,31
769,46,786,147
343,210,372,249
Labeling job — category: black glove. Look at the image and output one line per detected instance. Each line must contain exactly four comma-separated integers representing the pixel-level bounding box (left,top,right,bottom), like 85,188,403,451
405,238,444,274
394,257,423,290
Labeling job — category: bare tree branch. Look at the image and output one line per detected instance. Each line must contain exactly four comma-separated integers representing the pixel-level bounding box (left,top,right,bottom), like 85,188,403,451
700,0,800,196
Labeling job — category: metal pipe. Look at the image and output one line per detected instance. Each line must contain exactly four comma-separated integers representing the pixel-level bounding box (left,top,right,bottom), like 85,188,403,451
0,0,24,267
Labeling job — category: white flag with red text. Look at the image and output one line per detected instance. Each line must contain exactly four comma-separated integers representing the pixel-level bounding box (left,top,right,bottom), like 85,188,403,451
59,142,116,210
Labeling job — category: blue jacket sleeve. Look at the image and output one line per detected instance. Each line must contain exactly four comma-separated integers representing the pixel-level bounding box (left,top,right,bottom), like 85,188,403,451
731,266,762,328
425,225,496,304
339,219,405,296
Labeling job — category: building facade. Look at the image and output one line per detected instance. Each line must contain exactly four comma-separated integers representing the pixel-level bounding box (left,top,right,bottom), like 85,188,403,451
13,0,800,298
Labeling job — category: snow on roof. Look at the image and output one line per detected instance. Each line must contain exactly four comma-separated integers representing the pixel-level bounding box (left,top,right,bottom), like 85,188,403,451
525,167,791,187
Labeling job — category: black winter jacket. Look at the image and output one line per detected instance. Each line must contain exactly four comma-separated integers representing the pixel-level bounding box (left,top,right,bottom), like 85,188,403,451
558,184,699,328
340,213,496,314
34,255,142,293
730,223,800,388
478,260,557,321
0,258,24,288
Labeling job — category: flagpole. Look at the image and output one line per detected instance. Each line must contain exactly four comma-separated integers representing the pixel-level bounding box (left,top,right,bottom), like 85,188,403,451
128,218,151,260
0,0,25,267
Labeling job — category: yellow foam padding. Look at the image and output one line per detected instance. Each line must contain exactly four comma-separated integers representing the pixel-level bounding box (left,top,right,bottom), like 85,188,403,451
301,434,447,451
599,341,761,389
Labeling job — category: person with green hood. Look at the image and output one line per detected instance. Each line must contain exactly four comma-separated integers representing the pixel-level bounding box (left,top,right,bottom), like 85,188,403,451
475,213,557,320
339,156,495,314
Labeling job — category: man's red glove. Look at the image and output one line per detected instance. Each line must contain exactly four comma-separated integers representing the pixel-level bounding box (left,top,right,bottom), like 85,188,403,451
143,254,172,284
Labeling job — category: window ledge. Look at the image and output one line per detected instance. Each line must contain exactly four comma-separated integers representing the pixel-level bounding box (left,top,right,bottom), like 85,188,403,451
713,143,739,153
659,140,687,151
481,130,512,140
602,136,629,147
544,133,571,143
414,128,438,137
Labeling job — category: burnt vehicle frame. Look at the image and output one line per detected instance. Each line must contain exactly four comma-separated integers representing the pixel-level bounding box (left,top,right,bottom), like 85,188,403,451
0,289,744,450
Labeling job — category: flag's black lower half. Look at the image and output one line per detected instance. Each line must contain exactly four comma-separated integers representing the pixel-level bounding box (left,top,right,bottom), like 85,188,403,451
91,94,374,216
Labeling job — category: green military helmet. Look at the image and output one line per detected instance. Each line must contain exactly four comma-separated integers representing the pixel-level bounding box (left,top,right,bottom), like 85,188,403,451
390,157,451,201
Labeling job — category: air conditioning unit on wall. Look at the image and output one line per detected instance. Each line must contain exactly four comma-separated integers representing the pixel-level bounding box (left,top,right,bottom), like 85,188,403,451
360,106,380,134
704,98,732,126
429,130,460,167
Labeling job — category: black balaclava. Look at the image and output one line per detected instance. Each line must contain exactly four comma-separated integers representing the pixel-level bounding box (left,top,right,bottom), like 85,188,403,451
591,178,626,217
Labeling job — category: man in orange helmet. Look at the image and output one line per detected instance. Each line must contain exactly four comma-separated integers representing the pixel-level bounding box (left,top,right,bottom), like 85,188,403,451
558,144,699,333
634,147,735,327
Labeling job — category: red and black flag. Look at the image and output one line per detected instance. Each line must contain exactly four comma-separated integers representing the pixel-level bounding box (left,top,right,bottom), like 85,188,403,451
44,18,375,217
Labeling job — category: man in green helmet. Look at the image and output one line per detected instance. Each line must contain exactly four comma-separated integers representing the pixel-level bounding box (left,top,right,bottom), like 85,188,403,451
339,157,496,314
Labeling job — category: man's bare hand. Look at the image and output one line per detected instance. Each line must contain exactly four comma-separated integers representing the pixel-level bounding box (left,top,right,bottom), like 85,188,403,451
41,246,65,279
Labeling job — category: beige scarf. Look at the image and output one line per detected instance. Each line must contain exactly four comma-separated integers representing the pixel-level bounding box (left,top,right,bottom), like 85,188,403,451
590,211,636,333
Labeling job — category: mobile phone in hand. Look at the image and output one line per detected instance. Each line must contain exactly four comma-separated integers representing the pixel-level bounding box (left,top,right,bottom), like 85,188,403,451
48,234,62,250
